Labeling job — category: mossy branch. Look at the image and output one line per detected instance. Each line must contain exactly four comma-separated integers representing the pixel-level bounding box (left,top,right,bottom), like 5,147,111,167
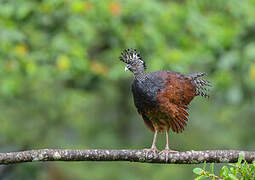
0,149,254,165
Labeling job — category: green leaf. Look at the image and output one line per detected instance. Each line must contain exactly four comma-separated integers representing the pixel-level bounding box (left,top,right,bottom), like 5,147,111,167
203,161,207,170
241,161,249,175
238,154,243,164
194,176,204,180
193,168,203,175
230,167,238,176
228,163,236,167
210,163,214,174
220,166,229,177
250,161,255,170
228,174,238,180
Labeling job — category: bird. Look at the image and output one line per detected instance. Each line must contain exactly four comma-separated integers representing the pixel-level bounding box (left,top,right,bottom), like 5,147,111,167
119,48,211,156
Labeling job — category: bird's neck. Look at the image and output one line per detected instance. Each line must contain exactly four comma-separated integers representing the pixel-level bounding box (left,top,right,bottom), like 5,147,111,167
134,71,146,81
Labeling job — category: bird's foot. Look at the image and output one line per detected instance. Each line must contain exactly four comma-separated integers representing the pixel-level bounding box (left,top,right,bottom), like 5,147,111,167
143,147,158,159
160,149,178,163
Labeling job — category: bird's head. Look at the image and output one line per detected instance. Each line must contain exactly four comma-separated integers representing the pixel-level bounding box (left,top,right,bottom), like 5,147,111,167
119,49,146,75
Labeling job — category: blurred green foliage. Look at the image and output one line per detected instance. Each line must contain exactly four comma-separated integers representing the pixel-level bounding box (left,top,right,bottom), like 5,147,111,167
193,154,255,180
0,0,255,179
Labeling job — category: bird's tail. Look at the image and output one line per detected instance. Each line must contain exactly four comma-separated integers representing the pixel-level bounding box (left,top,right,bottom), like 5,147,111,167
186,72,211,98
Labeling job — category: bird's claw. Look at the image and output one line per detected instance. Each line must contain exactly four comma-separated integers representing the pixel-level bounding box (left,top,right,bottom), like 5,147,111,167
160,149,178,163
144,148,158,159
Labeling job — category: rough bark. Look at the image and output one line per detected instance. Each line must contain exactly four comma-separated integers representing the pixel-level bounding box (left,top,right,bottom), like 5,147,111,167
0,149,254,165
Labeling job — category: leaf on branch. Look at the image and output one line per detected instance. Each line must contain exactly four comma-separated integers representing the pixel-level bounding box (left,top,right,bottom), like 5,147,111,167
193,168,203,175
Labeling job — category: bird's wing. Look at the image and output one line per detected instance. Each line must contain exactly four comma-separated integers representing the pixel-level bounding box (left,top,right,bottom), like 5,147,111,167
168,103,189,133
156,94,189,133
158,71,197,105
156,71,196,133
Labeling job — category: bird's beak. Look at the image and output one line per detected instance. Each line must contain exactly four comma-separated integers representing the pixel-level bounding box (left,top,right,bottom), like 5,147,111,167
125,65,130,71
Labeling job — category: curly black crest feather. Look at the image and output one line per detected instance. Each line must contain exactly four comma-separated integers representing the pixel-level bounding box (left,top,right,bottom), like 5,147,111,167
119,49,146,70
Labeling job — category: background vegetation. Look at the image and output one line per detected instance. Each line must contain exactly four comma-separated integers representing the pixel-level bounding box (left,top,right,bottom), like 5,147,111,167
0,0,255,179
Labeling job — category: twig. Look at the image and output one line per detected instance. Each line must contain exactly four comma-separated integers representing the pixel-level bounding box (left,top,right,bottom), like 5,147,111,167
0,149,254,165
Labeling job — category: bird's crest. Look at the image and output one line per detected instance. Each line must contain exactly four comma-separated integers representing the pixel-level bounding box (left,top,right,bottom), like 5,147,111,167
119,49,146,70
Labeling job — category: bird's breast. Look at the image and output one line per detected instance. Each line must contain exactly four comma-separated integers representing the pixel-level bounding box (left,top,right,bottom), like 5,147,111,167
131,76,165,111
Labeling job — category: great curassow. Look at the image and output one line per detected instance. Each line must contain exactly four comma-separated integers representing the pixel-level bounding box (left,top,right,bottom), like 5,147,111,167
119,49,211,155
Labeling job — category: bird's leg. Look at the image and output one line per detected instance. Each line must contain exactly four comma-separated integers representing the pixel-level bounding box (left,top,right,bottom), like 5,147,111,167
144,130,158,158
160,130,178,163
151,130,158,150
165,130,169,150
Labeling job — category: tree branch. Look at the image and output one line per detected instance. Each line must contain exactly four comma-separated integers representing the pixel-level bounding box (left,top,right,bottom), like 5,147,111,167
0,149,254,165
